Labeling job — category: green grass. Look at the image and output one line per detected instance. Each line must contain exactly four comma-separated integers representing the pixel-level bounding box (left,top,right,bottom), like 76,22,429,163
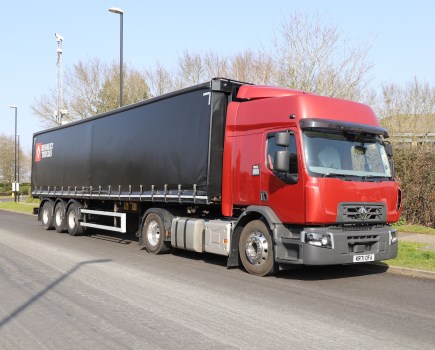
385,241,435,272
0,201,39,215
25,196,40,204
393,224,435,235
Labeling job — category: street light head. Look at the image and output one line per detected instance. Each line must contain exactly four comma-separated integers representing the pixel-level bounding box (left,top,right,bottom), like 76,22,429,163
9,105,17,109
109,7,124,14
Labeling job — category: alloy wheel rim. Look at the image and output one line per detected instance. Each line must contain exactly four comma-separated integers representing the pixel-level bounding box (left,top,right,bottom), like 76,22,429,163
68,211,76,229
147,220,160,246
245,231,269,265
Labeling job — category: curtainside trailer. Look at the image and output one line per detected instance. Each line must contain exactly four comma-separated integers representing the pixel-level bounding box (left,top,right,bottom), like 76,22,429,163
32,78,402,276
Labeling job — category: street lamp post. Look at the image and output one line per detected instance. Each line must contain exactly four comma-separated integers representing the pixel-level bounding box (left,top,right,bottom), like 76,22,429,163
9,105,18,202
109,7,124,107
17,135,20,201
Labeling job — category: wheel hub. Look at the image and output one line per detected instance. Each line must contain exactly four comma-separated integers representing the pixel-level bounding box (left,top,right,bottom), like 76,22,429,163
245,231,269,265
55,210,62,226
68,211,76,229
147,220,160,247
42,209,49,224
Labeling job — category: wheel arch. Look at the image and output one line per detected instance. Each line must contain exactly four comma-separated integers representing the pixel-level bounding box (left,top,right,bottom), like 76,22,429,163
38,198,55,222
65,199,83,212
54,198,68,217
227,206,282,268
65,200,86,236
138,208,174,244
65,199,85,224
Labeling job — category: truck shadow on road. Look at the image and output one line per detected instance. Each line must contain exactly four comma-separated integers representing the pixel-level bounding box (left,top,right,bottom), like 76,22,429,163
0,259,111,329
83,228,135,245
171,249,228,267
76,230,390,281
88,233,134,245
167,249,389,280
275,264,389,281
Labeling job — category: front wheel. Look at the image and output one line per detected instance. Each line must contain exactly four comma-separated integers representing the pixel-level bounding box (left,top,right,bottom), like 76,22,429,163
239,220,277,276
142,213,170,254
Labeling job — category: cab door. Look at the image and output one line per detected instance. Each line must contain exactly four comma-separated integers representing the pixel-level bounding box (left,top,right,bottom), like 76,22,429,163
261,129,305,224
232,131,262,206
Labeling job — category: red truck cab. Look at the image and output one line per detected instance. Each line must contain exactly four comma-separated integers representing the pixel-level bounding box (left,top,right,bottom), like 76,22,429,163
223,84,401,271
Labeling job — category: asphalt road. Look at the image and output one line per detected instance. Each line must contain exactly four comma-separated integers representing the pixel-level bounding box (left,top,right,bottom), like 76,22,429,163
0,210,434,350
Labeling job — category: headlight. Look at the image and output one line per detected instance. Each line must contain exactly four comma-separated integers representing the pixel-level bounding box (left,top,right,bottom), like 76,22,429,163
389,229,398,245
304,232,333,249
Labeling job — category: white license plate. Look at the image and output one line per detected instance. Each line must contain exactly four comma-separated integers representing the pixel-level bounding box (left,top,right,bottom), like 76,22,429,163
353,254,375,263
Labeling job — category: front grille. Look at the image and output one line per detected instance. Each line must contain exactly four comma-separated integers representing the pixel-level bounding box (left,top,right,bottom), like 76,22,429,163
337,203,386,223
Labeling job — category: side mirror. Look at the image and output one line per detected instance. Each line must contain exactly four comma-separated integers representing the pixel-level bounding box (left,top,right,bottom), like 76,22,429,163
389,159,395,178
274,150,290,172
383,142,394,178
275,132,290,147
384,142,393,157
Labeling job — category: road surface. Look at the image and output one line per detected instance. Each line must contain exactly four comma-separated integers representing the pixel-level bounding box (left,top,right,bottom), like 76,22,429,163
0,210,434,349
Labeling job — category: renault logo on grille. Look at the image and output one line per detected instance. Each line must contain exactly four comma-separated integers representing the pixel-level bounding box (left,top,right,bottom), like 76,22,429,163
357,207,370,220
339,203,385,223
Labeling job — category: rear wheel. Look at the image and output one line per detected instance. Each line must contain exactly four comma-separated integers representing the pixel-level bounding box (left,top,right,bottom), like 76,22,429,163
142,213,170,254
54,201,67,233
239,220,277,276
41,201,54,230
66,202,85,236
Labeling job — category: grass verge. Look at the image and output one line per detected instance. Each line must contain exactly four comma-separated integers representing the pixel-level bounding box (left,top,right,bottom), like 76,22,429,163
0,201,39,215
393,224,435,235
385,241,435,272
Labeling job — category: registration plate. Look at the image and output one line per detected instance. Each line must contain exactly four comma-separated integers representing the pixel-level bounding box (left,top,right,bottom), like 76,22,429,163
353,254,375,263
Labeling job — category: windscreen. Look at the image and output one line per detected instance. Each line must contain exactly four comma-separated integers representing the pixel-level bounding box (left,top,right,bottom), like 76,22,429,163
302,130,392,180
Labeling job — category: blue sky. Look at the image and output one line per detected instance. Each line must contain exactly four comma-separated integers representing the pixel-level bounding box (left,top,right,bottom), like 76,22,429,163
1,0,434,151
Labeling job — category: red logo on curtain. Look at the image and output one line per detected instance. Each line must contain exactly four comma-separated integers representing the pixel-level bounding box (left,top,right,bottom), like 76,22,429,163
35,143,42,162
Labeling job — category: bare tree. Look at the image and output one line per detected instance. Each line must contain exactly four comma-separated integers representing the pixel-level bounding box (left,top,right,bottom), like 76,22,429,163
227,49,275,84
31,89,61,128
144,11,373,101
203,51,230,80
98,64,150,113
229,50,256,83
145,47,275,97
271,12,373,100
379,78,435,136
145,63,177,97
32,58,150,127
64,57,107,119
0,135,30,183
0,135,14,183
177,50,204,86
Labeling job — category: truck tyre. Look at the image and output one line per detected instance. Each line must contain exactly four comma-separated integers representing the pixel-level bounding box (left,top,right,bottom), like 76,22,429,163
142,213,170,254
239,220,277,276
54,201,67,233
41,201,55,230
66,202,85,236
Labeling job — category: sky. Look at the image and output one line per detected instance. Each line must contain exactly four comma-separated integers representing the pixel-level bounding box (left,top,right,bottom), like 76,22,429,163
1,0,434,152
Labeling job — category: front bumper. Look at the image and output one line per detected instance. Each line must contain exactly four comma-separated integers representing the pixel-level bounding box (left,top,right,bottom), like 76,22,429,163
275,225,398,266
